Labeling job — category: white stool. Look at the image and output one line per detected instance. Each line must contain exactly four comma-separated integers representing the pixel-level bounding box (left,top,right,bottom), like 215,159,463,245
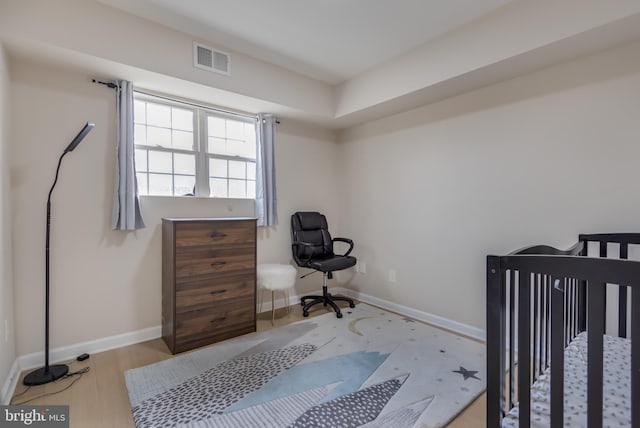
257,264,297,324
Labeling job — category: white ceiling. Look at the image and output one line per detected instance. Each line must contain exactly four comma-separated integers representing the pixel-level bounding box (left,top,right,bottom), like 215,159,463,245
98,0,512,84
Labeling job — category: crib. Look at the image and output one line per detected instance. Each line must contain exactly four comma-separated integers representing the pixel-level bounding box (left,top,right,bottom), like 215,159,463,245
486,233,640,427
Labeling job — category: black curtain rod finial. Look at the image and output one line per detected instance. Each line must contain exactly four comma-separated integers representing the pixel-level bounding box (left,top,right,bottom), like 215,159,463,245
92,79,117,89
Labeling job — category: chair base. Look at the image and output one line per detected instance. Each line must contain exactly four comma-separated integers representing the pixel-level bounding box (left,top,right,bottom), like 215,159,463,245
300,276,355,319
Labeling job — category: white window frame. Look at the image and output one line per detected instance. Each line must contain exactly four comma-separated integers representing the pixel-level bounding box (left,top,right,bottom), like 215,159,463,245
134,93,256,199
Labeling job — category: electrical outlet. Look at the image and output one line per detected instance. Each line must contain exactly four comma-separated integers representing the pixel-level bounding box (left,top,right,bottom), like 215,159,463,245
388,269,397,283
359,262,367,274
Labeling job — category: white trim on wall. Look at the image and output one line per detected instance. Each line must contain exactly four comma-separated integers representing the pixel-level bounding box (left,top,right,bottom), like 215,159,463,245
333,287,486,342
3,291,484,403
1,360,19,405
17,326,161,372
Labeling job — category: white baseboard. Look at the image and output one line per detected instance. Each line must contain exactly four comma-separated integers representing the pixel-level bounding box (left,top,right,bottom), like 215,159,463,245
1,360,20,405
256,289,303,314
17,325,162,372
3,288,484,403
334,287,486,342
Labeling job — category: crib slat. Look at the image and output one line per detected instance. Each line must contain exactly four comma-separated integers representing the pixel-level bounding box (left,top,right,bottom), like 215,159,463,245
599,242,607,335
578,245,587,332
518,272,531,428
587,282,605,427
509,270,515,409
568,279,574,340
538,276,545,375
533,275,539,381
486,256,505,427
619,243,628,338
564,278,570,347
550,278,564,428
544,275,550,369
632,287,639,428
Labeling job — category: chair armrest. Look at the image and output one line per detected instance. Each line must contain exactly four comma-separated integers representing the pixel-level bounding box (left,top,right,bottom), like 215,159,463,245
332,237,354,256
292,241,316,265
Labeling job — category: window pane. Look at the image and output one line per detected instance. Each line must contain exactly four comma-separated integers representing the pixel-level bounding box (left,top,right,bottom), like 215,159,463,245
245,138,256,159
136,173,148,195
134,124,147,145
208,137,226,155
148,173,172,196
174,153,195,175
246,162,256,179
172,130,194,150
147,126,171,147
246,180,256,199
228,160,246,179
134,100,146,124
146,103,170,127
148,151,172,173
208,116,225,138
210,158,227,177
228,179,246,198
210,178,228,197
244,122,255,142
135,149,147,172
227,120,244,140
134,96,258,200
226,139,246,157
174,175,195,196
171,108,193,131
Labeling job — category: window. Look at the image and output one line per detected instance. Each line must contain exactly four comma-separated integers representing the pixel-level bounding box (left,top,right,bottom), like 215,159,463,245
134,95,256,198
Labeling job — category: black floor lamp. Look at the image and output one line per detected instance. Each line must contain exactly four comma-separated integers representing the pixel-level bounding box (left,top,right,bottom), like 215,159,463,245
23,122,95,386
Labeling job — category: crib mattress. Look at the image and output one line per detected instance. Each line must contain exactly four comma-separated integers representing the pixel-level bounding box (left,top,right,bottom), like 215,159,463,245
502,332,631,427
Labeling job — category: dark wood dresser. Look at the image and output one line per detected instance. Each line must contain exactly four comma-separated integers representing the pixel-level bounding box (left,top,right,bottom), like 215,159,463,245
162,217,257,354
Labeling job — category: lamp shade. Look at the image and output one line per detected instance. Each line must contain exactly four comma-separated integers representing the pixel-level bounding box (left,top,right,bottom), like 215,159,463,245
64,122,95,153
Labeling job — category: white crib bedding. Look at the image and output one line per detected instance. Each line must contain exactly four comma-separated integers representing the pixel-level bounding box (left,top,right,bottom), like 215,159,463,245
502,332,631,427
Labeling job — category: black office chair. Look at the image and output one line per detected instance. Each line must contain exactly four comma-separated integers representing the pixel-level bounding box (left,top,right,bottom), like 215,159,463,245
291,212,356,318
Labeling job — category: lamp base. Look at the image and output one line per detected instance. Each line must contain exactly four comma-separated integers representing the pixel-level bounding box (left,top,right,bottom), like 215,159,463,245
23,364,69,386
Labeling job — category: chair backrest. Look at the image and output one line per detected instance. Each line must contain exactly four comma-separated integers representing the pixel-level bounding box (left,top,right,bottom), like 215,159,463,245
291,212,334,265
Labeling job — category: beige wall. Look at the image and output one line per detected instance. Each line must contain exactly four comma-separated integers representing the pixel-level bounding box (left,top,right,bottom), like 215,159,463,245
9,59,340,356
0,44,16,399
4,2,640,365
338,40,640,329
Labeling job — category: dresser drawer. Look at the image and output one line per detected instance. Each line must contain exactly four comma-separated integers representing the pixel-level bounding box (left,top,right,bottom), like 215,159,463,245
176,275,254,313
175,297,255,346
175,245,255,278
163,218,257,354
175,221,255,248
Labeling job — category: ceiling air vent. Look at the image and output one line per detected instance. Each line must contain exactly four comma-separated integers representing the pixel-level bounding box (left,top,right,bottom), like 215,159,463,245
193,42,230,75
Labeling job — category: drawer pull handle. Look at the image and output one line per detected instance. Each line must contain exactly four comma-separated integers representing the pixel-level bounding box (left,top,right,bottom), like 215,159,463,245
210,261,227,268
210,289,227,295
210,232,227,239
210,317,226,324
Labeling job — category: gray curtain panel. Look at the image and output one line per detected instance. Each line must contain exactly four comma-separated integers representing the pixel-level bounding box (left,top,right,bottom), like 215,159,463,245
112,80,145,230
255,113,278,227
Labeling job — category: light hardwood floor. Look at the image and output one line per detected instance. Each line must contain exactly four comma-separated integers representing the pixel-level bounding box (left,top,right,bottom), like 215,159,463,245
11,304,485,427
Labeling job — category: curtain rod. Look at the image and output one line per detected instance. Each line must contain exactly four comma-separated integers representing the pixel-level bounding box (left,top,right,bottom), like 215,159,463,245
92,79,279,123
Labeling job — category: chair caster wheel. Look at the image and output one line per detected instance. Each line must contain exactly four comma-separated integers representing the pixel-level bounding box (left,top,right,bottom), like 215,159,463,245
349,302,355,308
336,312,343,319
303,310,309,317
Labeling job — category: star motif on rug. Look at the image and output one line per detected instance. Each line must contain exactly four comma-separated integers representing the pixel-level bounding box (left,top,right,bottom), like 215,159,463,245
453,366,480,381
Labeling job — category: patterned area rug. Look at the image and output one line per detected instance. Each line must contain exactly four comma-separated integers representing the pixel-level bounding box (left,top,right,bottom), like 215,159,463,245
125,304,485,427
